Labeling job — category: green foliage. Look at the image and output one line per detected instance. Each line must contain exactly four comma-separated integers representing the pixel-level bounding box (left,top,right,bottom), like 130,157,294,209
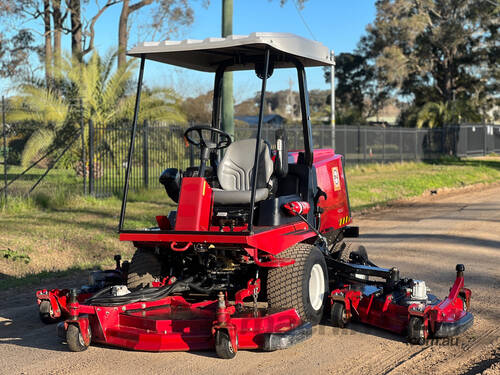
359,0,499,125
412,101,482,128
11,51,186,168
1,248,31,264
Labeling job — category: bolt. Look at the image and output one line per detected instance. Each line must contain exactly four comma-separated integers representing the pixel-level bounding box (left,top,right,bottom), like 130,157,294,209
218,291,226,309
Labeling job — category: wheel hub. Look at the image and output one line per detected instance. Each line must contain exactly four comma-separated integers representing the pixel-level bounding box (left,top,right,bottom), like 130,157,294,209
309,264,325,311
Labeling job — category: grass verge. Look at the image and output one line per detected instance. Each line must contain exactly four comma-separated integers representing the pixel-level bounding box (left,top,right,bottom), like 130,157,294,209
346,156,500,210
1,156,499,290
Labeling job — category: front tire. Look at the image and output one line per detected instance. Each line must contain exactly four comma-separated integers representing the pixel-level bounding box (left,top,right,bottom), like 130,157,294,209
267,243,328,325
127,248,162,290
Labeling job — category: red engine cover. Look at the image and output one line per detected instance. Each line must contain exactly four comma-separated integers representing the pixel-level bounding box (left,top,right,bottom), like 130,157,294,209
289,149,351,231
314,150,351,231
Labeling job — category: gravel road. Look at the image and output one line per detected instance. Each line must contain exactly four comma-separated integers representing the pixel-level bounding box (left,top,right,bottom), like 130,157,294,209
1,184,499,375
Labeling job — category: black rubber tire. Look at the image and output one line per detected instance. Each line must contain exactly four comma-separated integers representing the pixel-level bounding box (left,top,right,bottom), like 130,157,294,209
408,317,426,345
331,302,348,328
39,301,57,324
66,324,90,352
459,293,468,312
215,330,237,359
336,241,355,263
350,245,368,262
267,243,328,325
127,248,162,290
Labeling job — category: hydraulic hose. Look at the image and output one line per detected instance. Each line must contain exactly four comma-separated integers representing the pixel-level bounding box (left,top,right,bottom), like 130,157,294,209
84,277,217,306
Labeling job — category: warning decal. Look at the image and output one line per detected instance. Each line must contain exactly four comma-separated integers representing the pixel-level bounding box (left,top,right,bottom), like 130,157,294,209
332,167,341,191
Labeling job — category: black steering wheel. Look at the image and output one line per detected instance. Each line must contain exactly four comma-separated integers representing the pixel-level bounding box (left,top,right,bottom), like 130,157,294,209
184,126,232,150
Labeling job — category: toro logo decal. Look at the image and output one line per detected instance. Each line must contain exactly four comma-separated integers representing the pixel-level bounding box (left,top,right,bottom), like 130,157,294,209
332,167,341,191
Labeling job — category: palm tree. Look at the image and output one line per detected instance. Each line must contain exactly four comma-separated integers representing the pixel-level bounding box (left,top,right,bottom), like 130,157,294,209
415,100,481,154
416,101,480,129
10,51,186,167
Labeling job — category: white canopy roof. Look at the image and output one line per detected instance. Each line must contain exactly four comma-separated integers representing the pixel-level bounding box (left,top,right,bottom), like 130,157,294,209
127,32,333,72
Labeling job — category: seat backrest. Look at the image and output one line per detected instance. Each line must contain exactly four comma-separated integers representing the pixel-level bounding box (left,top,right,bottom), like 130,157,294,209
218,139,273,191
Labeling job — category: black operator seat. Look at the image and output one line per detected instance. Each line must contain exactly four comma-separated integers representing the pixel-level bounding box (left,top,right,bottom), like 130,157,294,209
213,139,274,205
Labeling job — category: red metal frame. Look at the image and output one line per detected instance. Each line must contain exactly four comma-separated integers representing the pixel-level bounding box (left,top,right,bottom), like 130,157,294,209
330,271,472,338
120,220,314,257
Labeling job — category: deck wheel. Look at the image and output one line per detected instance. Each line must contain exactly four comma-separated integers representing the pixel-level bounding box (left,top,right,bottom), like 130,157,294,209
330,302,348,328
39,301,58,324
215,330,237,359
408,316,426,345
66,324,91,352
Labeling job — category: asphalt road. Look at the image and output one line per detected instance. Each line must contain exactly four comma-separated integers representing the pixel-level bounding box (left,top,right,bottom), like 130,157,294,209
1,184,499,375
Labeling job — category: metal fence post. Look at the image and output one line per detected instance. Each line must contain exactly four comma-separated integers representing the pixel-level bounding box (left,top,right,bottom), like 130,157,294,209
400,129,403,163
344,127,347,162
484,124,487,156
143,120,149,188
88,119,94,195
382,129,385,163
363,127,367,162
189,145,194,167
441,128,445,155
80,98,86,195
2,96,7,206
464,125,468,156
414,129,418,161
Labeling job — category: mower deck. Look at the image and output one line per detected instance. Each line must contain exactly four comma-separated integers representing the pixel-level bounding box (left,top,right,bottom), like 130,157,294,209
40,286,311,356
329,262,473,344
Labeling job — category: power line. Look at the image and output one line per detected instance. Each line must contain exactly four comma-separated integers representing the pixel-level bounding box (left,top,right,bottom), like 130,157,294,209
292,0,317,41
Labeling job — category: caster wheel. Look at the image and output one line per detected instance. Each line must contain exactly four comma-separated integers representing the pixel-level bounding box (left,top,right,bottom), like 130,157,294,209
331,302,349,328
408,317,426,345
66,324,91,352
39,301,58,324
215,330,237,359
459,294,468,312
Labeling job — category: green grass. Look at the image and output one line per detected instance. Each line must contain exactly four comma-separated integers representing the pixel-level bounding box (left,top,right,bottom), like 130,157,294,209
346,156,500,210
0,156,499,290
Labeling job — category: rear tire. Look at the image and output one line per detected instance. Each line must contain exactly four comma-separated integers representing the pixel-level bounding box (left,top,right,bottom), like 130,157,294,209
267,243,328,325
127,248,162,290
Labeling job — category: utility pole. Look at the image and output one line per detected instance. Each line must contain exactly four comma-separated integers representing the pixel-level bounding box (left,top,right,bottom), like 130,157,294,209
330,50,336,149
2,96,7,206
221,0,234,139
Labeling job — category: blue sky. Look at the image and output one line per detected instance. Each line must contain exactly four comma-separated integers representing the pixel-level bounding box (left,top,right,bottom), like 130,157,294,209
3,1,376,101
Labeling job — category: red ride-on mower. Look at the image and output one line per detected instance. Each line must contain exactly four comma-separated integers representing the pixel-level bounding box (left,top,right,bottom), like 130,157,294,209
327,245,473,344
36,33,360,358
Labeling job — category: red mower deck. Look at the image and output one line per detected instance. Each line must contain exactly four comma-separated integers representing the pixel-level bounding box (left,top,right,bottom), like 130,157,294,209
37,281,311,358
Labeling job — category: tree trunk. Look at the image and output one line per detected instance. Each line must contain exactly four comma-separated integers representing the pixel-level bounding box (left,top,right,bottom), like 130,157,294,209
69,0,82,61
43,0,53,87
118,0,130,69
53,0,63,70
